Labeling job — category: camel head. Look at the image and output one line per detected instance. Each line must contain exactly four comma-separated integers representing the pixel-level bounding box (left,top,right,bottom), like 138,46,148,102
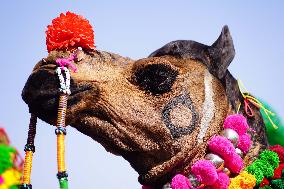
22,24,267,188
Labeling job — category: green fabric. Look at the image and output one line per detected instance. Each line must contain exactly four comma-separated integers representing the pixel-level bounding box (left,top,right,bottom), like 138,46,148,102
259,100,284,147
0,144,16,174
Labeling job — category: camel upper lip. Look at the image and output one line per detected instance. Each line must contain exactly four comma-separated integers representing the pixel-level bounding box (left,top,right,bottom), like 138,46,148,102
22,66,94,125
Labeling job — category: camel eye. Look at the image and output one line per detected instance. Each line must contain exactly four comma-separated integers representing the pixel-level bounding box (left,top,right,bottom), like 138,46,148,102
133,64,178,95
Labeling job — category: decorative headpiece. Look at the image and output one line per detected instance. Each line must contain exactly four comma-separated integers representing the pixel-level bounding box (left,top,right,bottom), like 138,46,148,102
20,12,95,189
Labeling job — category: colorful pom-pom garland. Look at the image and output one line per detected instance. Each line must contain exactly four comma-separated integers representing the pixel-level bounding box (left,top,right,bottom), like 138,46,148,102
152,114,252,189
0,128,23,189
143,114,284,189
143,145,284,189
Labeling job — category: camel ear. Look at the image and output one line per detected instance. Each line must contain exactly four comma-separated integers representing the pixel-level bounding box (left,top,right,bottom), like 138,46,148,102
149,25,235,79
207,25,235,79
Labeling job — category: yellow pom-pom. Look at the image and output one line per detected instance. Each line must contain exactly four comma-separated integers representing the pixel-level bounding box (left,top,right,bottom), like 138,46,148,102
0,184,9,189
228,171,256,189
2,168,21,187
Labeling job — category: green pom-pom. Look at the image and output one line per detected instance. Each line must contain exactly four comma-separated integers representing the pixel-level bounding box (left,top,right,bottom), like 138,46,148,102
246,163,264,185
260,150,280,169
253,159,274,178
0,144,16,174
260,186,273,189
271,179,284,189
259,100,284,147
10,186,19,189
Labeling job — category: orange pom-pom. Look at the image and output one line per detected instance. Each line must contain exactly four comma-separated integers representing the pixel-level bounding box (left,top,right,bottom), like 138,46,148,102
46,11,95,52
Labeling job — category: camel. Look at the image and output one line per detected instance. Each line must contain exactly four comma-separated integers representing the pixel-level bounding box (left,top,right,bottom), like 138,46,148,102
22,25,267,188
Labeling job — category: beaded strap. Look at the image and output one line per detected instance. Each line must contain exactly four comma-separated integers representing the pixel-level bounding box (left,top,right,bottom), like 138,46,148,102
56,94,69,189
20,114,37,189
55,64,73,189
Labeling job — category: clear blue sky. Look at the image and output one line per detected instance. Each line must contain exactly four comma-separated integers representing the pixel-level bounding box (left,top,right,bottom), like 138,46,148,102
0,1,283,189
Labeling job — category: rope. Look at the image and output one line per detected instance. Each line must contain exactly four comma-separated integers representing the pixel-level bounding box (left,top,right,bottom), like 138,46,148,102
55,62,75,189
20,53,77,189
20,114,37,189
237,80,278,129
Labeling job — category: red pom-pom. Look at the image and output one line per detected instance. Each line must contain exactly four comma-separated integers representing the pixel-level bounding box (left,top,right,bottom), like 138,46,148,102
273,163,284,179
259,177,270,187
46,11,95,52
270,145,284,163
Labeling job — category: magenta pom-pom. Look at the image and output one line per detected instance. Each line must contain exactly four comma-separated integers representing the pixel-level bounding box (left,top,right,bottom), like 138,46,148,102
208,136,236,158
208,135,244,173
171,174,191,189
191,160,218,186
223,114,249,135
238,133,252,153
211,172,230,189
224,153,244,173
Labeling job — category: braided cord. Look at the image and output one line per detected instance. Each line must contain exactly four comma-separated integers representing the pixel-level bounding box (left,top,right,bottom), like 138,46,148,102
57,95,67,173
20,114,37,189
55,67,70,189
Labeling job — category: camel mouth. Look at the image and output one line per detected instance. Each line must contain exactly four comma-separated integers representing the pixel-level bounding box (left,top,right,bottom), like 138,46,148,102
22,68,94,124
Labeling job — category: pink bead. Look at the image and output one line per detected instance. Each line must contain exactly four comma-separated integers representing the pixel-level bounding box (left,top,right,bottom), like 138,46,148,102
191,160,218,186
171,174,191,189
223,114,249,135
208,136,244,173
55,53,78,73
211,172,230,189
237,133,252,153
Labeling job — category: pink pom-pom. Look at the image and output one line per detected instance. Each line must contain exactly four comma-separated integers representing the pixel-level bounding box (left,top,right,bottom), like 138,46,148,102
238,133,252,153
171,174,191,189
223,114,249,135
208,136,236,158
142,186,152,189
224,153,244,173
208,136,244,173
211,172,230,189
191,160,218,186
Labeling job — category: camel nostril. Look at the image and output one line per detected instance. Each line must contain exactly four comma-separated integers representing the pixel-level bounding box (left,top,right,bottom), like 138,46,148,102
22,69,59,105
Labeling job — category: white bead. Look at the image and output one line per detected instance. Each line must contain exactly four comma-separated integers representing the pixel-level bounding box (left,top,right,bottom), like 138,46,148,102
188,174,201,188
221,128,239,147
236,148,244,157
162,183,171,189
205,153,224,170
